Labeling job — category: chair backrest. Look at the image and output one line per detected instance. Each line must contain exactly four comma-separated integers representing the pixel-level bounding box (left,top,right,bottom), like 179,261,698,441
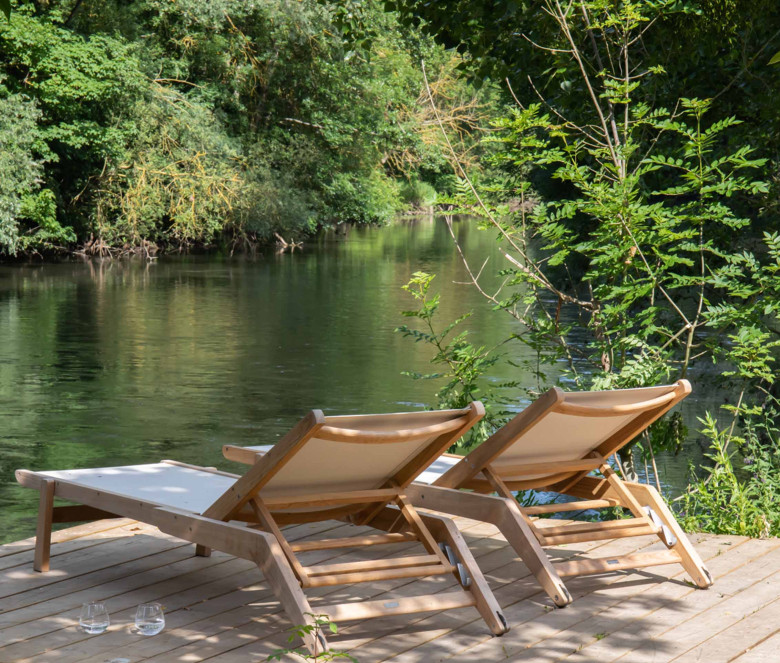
433,381,690,490
204,403,484,521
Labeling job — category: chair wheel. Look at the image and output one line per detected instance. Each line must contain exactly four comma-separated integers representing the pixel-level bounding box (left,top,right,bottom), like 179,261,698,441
439,542,472,587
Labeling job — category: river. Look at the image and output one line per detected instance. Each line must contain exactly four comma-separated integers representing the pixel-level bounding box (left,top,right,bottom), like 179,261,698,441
0,216,716,543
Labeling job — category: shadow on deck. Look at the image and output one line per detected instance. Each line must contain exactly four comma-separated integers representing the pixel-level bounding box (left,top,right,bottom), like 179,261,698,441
0,517,778,662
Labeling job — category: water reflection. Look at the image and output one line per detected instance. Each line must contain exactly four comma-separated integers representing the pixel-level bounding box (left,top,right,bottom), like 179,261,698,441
0,217,713,542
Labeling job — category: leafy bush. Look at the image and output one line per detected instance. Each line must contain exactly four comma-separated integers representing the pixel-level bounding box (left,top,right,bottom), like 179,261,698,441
678,408,780,538
91,91,245,248
400,180,437,208
322,171,402,226
396,272,515,452
0,0,493,254
0,92,45,253
17,189,75,252
396,0,780,537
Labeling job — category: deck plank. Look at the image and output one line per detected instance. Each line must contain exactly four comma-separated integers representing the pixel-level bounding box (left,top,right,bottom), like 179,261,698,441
0,518,136,558
730,630,780,662
0,522,367,662
479,535,755,663
671,595,780,663
17,520,462,663
0,519,776,663
414,533,674,663
141,520,495,663
614,569,780,662
579,539,780,663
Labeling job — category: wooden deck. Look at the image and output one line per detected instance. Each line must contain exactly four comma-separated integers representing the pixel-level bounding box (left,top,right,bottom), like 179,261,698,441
0,516,778,662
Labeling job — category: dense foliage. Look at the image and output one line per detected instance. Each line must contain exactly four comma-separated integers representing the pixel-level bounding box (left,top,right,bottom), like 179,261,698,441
394,0,780,537
0,0,492,255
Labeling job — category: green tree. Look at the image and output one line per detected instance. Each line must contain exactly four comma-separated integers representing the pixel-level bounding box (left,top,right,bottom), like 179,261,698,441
0,91,43,252
397,0,780,535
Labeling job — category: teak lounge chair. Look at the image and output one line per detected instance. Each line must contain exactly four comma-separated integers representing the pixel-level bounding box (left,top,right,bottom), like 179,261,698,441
16,404,509,653
225,381,713,610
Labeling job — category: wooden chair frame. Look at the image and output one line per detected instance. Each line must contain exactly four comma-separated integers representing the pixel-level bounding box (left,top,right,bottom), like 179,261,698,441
16,403,508,654
407,380,713,607
224,380,712,611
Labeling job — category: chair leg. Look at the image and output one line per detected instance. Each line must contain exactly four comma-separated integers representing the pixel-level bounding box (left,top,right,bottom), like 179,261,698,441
252,531,324,654
154,509,323,655
623,481,713,589
493,500,573,606
406,484,572,608
420,511,510,636
34,479,55,573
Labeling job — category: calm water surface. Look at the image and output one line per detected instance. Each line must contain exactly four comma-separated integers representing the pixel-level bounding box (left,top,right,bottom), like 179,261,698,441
0,217,715,543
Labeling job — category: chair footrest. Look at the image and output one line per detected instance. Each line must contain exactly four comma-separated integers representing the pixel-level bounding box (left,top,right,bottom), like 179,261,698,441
318,589,477,622
305,562,454,587
554,549,682,577
540,522,658,546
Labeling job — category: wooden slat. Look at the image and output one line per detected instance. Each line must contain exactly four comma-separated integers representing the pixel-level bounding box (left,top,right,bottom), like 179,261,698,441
686,600,780,663
491,456,602,478
269,505,366,525
290,532,417,552
0,522,138,573
316,416,469,443
554,390,676,416
554,549,682,576
305,554,443,577
393,494,452,567
731,631,780,663
304,562,455,587
261,487,400,510
319,589,477,622
462,472,579,492
568,539,780,663
540,523,658,546
222,444,263,465
248,498,309,586
535,516,655,538
524,499,619,515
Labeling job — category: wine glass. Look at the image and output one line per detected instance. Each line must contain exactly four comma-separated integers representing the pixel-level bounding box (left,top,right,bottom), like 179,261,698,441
135,602,165,636
79,601,110,634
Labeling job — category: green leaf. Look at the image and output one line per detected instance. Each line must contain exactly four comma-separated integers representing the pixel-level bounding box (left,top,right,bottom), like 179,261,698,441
770,50,780,65
0,0,9,21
